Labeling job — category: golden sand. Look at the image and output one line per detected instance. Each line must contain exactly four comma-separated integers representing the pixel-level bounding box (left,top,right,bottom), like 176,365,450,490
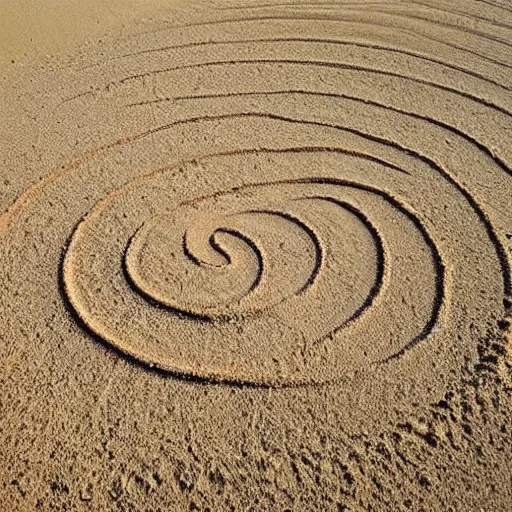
1,1,511,510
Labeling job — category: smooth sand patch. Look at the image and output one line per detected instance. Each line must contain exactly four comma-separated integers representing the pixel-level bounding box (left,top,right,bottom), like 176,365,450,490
0,0,185,69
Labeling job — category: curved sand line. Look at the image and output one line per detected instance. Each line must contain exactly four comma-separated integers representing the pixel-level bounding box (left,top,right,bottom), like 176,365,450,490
147,14,512,68
1,1,511,510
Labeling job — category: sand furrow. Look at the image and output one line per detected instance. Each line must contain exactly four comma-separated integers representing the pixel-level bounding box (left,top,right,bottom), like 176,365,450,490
1,1,511,510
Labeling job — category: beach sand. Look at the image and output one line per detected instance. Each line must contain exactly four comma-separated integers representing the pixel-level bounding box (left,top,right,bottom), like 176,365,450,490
1,1,511,510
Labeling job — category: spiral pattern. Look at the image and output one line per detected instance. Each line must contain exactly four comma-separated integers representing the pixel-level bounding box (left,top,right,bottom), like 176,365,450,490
1,0,511,391
2,2,512,510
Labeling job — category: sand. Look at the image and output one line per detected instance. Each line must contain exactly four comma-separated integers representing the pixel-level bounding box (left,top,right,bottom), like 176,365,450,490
1,0,511,510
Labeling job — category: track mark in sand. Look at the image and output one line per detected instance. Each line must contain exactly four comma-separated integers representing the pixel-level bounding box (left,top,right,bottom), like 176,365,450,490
114,37,511,92
144,15,512,69
475,0,512,15
2,1,511,389
163,89,512,178
117,59,512,116
216,0,512,33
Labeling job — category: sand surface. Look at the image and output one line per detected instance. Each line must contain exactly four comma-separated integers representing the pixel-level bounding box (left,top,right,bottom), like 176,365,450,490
1,0,511,510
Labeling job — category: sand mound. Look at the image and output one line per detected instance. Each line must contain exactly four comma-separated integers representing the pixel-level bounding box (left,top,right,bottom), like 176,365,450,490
1,1,511,510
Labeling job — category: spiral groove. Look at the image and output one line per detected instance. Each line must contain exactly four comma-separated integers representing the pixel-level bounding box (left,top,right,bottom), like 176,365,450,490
1,1,511,389
3,2,512,509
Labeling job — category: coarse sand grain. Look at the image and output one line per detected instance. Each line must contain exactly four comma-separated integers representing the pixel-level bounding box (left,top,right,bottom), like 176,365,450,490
1,1,511,510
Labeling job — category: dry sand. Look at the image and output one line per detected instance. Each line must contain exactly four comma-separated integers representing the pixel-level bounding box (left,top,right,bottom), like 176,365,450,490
1,0,511,510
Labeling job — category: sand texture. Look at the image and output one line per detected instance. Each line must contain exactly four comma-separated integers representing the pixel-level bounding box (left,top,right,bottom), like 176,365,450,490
1,0,512,510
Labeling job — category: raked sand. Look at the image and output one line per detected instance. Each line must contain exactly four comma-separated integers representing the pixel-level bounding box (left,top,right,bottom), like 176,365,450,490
1,1,511,510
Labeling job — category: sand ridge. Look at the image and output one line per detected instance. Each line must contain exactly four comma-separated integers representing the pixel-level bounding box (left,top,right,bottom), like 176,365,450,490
1,0,511,510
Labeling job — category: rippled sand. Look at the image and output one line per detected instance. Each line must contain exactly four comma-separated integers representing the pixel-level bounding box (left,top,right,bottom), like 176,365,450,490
1,1,511,510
